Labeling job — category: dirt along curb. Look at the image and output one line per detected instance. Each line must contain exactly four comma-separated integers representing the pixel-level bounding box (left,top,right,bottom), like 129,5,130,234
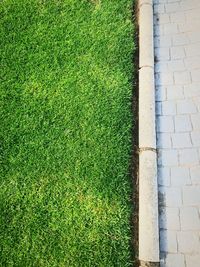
138,0,160,266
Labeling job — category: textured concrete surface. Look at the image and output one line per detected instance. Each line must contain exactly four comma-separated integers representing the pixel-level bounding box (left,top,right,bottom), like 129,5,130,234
154,0,200,266
139,0,160,263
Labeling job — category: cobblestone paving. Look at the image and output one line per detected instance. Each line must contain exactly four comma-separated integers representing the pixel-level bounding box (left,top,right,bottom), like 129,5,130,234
154,0,200,266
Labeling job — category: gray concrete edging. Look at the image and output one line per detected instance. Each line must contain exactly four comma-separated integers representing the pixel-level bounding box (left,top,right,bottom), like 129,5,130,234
138,0,160,265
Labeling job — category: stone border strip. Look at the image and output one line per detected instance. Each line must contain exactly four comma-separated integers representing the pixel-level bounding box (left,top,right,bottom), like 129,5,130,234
138,0,160,266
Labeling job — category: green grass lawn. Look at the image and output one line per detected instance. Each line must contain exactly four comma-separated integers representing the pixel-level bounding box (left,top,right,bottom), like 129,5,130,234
0,0,136,266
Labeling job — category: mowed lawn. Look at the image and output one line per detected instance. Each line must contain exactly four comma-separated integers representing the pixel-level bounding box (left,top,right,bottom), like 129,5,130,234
0,0,136,266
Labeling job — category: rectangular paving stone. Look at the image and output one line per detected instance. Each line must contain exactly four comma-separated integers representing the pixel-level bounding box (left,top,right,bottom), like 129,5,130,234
165,2,180,13
191,69,200,82
191,132,200,146
172,33,190,46
155,47,170,61
184,83,200,98
170,46,185,60
185,44,200,57
165,254,185,267
160,207,180,230
162,101,176,115
179,148,199,165
157,133,172,148
185,255,200,267
190,166,200,184
167,60,185,72
167,85,184,100
165,187,182,207
174,71,191,85
171,166,191,186
180,207,200,230
183,186,200,205
171,133,192,148
177,99,197,114
191,114,200,130
157,116,174,133
160,230,178,253
158,149,178,166
177,231,200,253
174,115,192,132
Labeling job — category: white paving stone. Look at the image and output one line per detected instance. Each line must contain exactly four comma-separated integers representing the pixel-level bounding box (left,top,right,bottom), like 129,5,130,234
179,148,199,165
155,35,172,48
157,133,172,148
171,166,191,186
162,101,176,115
155,61,168,73
171,133,192,148
164,187,182,207
185,255,200,267
177,99,197,114
180,0,200,11
172,33,189,46
160,207,180,230
158,149,178,166
167,85,184,100
157,116,174,133
179,21,200,33
191,69,200,82
170,46,185,60
170,12,185,23
185,44,200,57
187,32,200,44
156,72,174,86
164,24,179,35
190,166,200,184
155,47,170,61
184,56,200,70
184,83,200,98
167,60,185,72
160,230,178,253
191,132,200,146
191,114,200,130
174,71,191,85
165,2,180,13
177,231,200,254
174,115,192,132
183,186,200,206
194,97,200,111
180,207,200,230
165,254,185,267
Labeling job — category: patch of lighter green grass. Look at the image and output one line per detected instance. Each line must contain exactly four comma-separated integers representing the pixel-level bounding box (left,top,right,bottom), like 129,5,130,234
0,0,136,266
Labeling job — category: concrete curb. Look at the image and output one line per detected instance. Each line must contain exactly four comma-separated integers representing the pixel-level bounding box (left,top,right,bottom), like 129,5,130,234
138,0,160,265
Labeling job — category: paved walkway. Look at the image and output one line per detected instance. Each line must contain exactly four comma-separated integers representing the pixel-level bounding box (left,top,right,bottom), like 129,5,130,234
154,0,200,266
